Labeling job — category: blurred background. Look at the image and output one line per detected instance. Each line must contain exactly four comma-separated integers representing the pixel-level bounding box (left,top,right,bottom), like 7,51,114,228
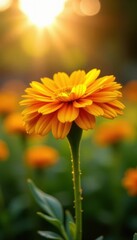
0,0,137,240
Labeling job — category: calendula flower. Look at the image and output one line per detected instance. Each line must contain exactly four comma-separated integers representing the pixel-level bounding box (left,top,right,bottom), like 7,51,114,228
20,69,124,139
25,145,59,168
0,140,9,161
122,168,137,196
123,80,137,102
94,120,134,146
0,91,18,115
4,112,26,135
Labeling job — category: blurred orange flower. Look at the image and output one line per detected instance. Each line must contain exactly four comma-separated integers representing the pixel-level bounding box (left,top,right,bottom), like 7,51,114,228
20,69,124,139
123,80,137,102
4,112,26,135
94,120,134,146
0,91,18,115
122,168,137,196
25,145,59,168
0,140,9,161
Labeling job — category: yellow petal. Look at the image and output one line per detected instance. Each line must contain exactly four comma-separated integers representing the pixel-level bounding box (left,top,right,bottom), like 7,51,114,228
85,69,100,86
52,117,72,139
71,84,87,98
70,70,86,85
73,98,92,108
100,103,118,118
57,103,79,122
91,91,118,102
85,103,104,116
35,114,53,135
38,102,63,114
41,77,57,92
30,81,52,96
75,109,95,130
53,72,70,88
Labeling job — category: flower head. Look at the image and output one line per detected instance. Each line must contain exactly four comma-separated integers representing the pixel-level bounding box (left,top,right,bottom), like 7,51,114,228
25,145,59,168
122,168,137,196
20,69,124,139
0,91,18,115
94,120,134,146
0,140,9,161
4,112,26,135
123,80,137,102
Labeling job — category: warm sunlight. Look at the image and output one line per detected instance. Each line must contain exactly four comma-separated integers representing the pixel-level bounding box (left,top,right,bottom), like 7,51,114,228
0,0,12,11
19,0,67,28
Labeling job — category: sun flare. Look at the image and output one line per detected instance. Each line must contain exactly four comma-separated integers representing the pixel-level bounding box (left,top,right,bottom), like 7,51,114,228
19,0,67,28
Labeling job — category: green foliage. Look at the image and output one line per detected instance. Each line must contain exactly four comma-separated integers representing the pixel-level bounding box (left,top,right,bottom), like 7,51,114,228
28,179,63,222
38,231,63,239
95,237,104,240
133,233,137,240
28,180,76,240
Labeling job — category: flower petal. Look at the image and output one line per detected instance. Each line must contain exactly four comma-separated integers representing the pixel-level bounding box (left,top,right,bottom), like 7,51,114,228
75,109,95,130
73,98,92,108
91,91,120,102
85,103,104,116
70,70,86,85
41,77,57,93
35,114,53,135
85,69,100,86
71,84,87,98
57,103,79,122
53,72,70,88
52,117,72,139
38,102,63,114
100,103,118,118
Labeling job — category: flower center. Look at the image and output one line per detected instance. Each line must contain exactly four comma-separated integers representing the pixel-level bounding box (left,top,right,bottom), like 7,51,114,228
54,84,87,102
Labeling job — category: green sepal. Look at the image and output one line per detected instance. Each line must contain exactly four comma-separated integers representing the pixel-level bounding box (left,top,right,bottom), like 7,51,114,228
28,179,63,222
65,211,76,240
133,233,137,240
38,231,63,239
37,212,62,230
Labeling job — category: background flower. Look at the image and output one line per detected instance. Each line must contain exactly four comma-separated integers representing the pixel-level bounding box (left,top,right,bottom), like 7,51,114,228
25,145,59,168
122,168,137,196
0,139,9,161
4,112,26,135
94,119,134,146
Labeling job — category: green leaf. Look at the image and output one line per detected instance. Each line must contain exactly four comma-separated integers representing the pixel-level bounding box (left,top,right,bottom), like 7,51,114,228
95,236,104,240
133,233,137,240
65,211,76,240
37,212,62,230
38,231,63,240
28,179,63,222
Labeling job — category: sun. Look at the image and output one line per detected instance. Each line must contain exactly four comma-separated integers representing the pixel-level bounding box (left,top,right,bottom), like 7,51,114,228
19,0,67,28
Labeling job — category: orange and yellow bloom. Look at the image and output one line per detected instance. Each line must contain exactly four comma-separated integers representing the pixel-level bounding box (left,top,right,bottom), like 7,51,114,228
4,112,26,135
25,145,59,168
20,69,124,139
0,140,9,161
122,168,137,196
94,120,134,146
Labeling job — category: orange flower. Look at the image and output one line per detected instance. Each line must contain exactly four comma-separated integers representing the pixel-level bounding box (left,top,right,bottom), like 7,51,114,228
123,80,137,102
25,145,59,168
94,120,134,146
0,140,9,161
122,168,137,196
0,91,18,115
20,69,124,139
4,112,26,135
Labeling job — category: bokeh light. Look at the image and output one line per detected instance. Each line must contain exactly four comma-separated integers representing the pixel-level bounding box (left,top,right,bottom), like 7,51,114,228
80,0,101,16
18,0,67,28
0,0,12,11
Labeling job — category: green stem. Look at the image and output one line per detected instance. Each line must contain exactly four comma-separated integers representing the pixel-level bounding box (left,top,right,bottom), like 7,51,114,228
67,123,83,240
